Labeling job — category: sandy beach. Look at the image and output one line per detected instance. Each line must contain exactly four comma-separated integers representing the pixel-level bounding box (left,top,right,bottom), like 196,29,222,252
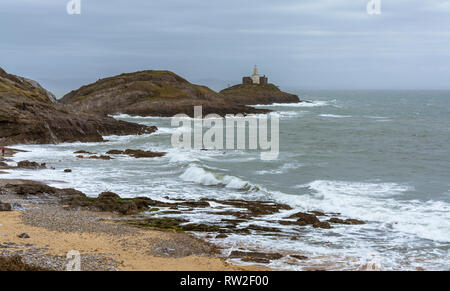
0,178,267,271
1,148,268,271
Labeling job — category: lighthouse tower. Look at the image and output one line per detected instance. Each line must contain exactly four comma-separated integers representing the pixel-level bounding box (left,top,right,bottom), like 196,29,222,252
242,65,268,85
251,65,260,84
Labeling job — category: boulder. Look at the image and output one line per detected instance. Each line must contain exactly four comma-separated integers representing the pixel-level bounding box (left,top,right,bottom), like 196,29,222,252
0,202,12,211
328,218,365,225
287,212,320,225
123,149,165,158
16,160,46,169
313,221,332,229
98,192,120,200
67,193,152,215
229,251,283,264
5,183,56,196
17,233,30,239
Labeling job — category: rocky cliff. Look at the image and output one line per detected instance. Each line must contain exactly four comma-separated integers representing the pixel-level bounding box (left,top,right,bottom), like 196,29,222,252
60,70,268,117
0,67,155,146
219,84,300,105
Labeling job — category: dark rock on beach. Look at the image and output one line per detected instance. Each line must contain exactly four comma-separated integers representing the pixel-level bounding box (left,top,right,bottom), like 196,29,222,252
287,212,321,225
0,201,12,211
16,160,46,169
3,182,85,200
328,218,365,225
66,193,151,215
0,256,50,271
0,162,10,169
5,183,58,196
106,149,166,158
229,251,283,264
18,233,30,239
105,150,124,155
98,192,121,200
0,67,156,146
88,155,113,160
60,70,269,117
313,221,332,229
201,198,292,218
310,211,326,217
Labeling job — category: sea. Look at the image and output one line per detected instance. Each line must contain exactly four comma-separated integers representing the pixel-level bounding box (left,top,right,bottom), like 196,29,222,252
3,90,449,270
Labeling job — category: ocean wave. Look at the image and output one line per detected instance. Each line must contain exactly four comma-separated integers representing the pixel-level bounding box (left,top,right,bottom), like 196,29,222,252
319,114,351,118
109,114,171,120
256,162,303,175
252,100,332,108
180,164,258,191
290,180,450,243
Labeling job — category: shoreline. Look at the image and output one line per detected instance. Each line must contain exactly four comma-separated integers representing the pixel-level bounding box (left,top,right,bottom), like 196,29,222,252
0,177,268,271
0,148,270,271
0,146,376,271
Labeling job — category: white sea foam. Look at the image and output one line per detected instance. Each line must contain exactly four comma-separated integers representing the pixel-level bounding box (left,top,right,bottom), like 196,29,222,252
319,114,351,118
288,180,450,243
252,100,332,108
180,164,257,191
305,180,412,197
278,111,305,119
256,162,303,175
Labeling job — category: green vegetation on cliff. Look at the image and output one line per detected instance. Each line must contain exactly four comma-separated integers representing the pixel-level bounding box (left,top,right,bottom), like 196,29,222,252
220,83,281,95
60,70,268,117
0,67,154,146
219,83,300,105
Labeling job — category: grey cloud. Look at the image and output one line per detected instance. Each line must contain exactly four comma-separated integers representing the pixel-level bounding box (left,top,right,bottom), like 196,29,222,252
0,0,449,94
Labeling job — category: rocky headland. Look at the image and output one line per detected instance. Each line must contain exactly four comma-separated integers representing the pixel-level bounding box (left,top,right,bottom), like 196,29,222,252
0,67,156,146
219,83,300,105
60,70,269,117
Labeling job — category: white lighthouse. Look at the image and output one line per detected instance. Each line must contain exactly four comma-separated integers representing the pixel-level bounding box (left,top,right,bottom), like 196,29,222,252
251,65,260,84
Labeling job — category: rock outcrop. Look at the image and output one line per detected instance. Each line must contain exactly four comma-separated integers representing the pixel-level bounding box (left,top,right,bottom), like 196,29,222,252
60,70,269,117
219,83,300,105
16,160,47,169
106,149,166,158
0,67,156,146
0,201,12,211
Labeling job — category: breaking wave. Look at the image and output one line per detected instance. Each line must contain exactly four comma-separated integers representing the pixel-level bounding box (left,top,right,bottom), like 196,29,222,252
180,164,259,191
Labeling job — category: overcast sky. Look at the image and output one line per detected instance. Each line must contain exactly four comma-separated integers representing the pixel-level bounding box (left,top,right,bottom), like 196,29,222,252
1,0,450,95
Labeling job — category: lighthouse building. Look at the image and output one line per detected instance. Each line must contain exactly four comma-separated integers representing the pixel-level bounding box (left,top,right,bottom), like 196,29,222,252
242,66,268,85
